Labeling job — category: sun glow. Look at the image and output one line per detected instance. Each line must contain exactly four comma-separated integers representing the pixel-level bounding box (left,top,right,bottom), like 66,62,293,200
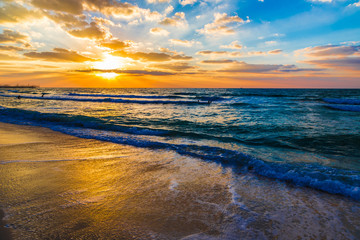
95,72,119,79
93,54,125,70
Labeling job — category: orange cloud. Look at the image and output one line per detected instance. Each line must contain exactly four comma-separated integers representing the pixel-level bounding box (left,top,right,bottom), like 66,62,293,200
24,48,96,62
220,41,243,49
68,22,110,40
150,27,169,36
100,39,130,50
0,2,41,24
113,50,192,62
0,29,29,44
31,0,83,14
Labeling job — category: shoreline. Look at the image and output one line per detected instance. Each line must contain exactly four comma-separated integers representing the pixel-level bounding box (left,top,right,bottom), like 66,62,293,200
0,122,360,239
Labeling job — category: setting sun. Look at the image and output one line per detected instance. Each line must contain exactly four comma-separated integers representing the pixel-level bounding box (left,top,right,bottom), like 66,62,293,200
95,72,119,79
93,54,126,70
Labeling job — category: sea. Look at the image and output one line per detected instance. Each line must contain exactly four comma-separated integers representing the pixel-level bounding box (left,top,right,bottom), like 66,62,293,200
0,88,359,239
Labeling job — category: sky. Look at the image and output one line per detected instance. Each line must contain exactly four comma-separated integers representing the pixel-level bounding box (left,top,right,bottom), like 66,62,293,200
0,0,359,88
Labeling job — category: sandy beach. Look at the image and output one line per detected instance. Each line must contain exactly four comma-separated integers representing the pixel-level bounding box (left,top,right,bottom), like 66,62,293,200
0,121,359,239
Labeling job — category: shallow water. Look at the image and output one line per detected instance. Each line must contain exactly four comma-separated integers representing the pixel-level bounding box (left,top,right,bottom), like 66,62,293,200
0,123,359,239
0,88,359,200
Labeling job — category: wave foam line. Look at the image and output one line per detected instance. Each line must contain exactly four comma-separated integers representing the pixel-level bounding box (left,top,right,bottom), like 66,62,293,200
68,93,185,99
1,113,359,200
57,127,360,201
0,94,206,105
1,106,359,200
0,106,168,136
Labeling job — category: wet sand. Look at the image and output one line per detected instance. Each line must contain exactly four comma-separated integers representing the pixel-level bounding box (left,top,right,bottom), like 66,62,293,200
0,209,12,240
0,122,359,239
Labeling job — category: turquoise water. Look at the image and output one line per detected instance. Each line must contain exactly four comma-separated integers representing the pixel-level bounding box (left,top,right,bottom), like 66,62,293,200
0,88,359,200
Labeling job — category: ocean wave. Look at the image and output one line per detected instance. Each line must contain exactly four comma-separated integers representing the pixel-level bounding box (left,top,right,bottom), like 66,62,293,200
68,93,184,99
323,98,360,105
0,94,206,105
0,106,359,200
0,106,168,136
325,105,360,112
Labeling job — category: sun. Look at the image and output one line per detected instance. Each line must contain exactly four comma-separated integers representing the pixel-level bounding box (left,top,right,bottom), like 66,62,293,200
95,72,119,79
93,54,125,70
92,54,126,79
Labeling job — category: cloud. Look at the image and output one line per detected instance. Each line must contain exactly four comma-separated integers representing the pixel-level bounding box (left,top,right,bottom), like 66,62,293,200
30,0,83,14
24,48,96,62
304,57,360,71
198,13,249,35
0,2,41,24
113,50,192,62
303,45,360,57
0,53,25,61
179,0,197,6
164,5,174,14
218,61,322,73
220,41,242,49
169,39,200,47
0,45,25,51
159,12,187,27
268,49,283,54
83,0,141,19
200,59,237,64
150,27,170,36
77,68,175,76
349,1,360,7
150,62,196,71
68,22,110,40
100,39,130,50
196,50,241,57
0,29,29,45
113,51,171,62
45,12,88,28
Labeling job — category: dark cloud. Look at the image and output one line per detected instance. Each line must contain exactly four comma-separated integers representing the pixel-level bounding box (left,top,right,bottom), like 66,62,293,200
24,48,96,62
